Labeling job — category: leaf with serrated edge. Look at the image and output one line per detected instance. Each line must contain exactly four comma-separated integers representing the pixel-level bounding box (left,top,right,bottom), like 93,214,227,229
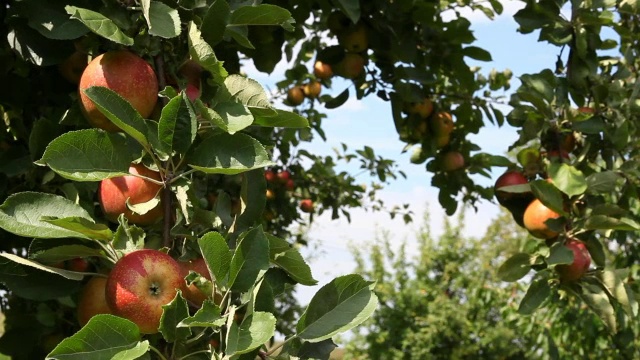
229,4,293,28
297,274,378,342
225,312,276,355
253,109,309,128
188,22,228,84
198,232,231,288
46,314,147,359
0,192,94,239
578,282,617,331
599,270,635,317
518,277,551,315
530,179,567,216
37,129,132,181
188,133,274,175
547,242,574,266
497,253,531,282
160,291,191,342
228,227,270,292
158,91,197,156
267,235,316,285
214,75,276,117
65,6,134,45
42,216,113,242
178,300,226,328
148,1,181,38
213,102,254,134
548,163,587,197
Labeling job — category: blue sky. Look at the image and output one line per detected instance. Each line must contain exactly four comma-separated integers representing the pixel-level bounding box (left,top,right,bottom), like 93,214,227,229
245,1,573,305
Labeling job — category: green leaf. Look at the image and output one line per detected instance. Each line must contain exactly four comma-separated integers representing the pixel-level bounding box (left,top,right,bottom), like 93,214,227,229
547,242,574,266
22,0,89,40
497,253,531,282
0,253,84,281
212,102,254,134
297,274,378,342
146,1,181,38
65,6,134,45
518,276,551,315
267,235,317,285
236,169,267,233
198,232,232,288
584,215,640,231
225,312,277,355
0,192,94,239
598,270,636,318
188,133,274,175
158,92,197,156
530,180,567,216
188,22,228,84
578,283,617,331
228,227,271,292
323,88,350,109
215,75,276,117
253,109,309,128
335,0,361,23
585,237,606,267
178,300,226,328
113,221,146,251
37,129,133,181
548,163,587,197
82,86,152,149
46,314,148,359
229,4,294,30
159,291,191,343
225,26,254,49
29,243,104,264
0,255,81,300
462,46,492,61
42,216,113,242
201,0,231,46
586,171,621,194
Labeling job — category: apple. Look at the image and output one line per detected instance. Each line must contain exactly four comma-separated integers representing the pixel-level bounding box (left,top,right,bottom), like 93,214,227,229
277,170,291,183
285,179,295,191
523,199,561,239
287,86,305,106
106,249,184,334
77,276,112,326
303,81,322,98
407,98,434,119
313,61,333,80
577,106,595,115
79,51,158,132
179,257,214,307
178,59,203,88
339,22,368,52
300,199,314,213
266,189,276,200
494,170,530,205
430,111,454,136
556,239,591,281
434,133,451,148
335,53,365,79
58,50,87,84
67,258,90,272
98,163,164,225
547,149,570,161
264,169,276,182
185,83,200,102
442,151,465,172
560,132,576,153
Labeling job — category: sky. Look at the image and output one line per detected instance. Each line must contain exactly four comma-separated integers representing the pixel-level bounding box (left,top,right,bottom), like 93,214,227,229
245,1,570,305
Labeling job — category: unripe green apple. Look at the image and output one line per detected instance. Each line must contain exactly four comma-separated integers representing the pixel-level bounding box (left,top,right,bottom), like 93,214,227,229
98,163,163,225
79,51,158,132
106,249,184,334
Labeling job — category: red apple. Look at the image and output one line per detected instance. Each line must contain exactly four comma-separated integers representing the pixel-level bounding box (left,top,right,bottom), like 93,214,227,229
185,83,200,102
79,51,158,132
523,199,561,239
300,199,314,213
556,239,591,281
67,258,91,272
494,170,530,205
285,179,295,191
442,151,465,172
77,276,111,326
277,170,291,183
179,257,213,307
430,111,454,136
106,249,184,334
98,163,164,225
264,169,276,183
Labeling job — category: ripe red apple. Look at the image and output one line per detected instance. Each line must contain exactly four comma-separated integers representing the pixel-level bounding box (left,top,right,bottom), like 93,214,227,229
303,81,322,98
98,163,164,225
547,149,570,161
556,239,591,281
79,51,158,132
77,276,111,326
442,151,465,172
185,83,200,102
285,179,295,191
430,112,454,136
179,257,213,307
300,199,314,213
494,170,530,205
287,86,305,106
277,170,291,183
178,59,203,88
523,199,561,239
313,61,333,80
335,53,365,79
264,169,276,182
106,249,184,334
67,257,90,272
339,23,368,52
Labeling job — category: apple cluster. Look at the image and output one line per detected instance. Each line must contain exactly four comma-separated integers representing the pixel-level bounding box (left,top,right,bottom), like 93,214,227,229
264,169,314,217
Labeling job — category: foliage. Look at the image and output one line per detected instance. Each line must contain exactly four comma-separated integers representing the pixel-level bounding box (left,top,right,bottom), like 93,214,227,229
345,211,640,359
